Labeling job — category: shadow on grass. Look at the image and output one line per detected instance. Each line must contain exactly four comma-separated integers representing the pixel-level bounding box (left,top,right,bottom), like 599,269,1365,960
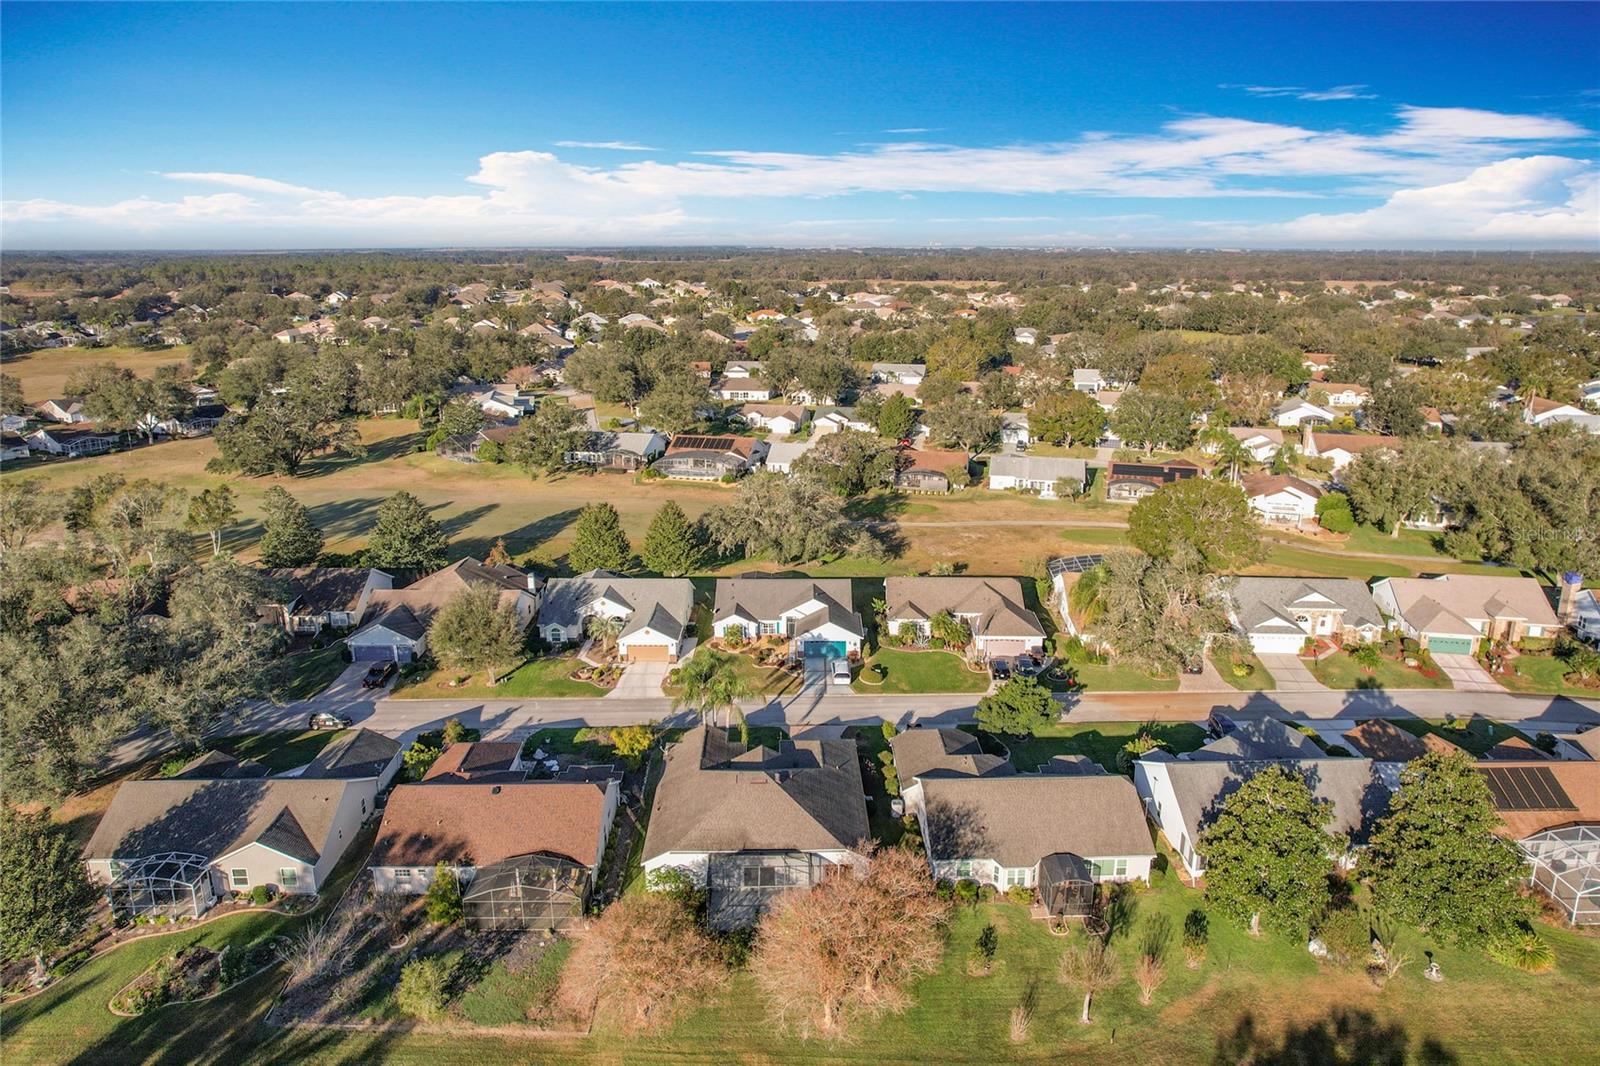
1213,1007,1458,1065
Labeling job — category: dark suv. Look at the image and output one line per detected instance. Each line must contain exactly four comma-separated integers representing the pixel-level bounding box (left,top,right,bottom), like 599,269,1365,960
362,661,397,689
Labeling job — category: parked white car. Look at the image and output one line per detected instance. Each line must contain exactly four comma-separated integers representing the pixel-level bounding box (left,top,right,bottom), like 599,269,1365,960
831,659,852,685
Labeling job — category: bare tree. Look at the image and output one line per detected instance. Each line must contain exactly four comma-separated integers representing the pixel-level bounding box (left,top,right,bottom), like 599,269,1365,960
557,891,726,1031
1058,933,1119,1024
276,912,354,984
750,842,952,1039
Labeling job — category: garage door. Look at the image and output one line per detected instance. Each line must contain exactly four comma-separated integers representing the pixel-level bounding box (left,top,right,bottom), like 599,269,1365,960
984,639,1034,659
1250,632,1307,655
802,640,847,660
1426,635,1476,655
351,643,408,662
624,643,671,662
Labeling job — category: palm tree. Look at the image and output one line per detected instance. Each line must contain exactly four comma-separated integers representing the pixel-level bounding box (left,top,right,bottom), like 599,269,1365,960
1212,431,1251,485
586,614,624,658
672,648,756,740
1270,442,1300,475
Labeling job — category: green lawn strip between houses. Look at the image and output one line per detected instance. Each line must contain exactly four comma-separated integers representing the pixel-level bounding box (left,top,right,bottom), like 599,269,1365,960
1388,718,1534,757
853,647,991,694
212,729,348,773
1307,649,1452,690
273,645,350,702
391,654,607,699
1493,653,1600,699
964,720,1209,774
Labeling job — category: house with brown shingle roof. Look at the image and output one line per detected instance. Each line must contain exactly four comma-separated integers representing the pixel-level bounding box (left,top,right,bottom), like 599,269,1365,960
1371,574,1561,655
884,576,1045,660
1240,472,1322,527
421,741,527,784
641,726,869,929
368,779,619,913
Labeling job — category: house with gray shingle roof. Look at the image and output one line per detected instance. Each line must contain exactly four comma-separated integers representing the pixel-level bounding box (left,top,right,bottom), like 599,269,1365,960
884,576,1046,660
642,725,869,928
711,576,863,662
892,728,1155,891
538,570,694,662
1226,576,1384,655
987,454,1087,497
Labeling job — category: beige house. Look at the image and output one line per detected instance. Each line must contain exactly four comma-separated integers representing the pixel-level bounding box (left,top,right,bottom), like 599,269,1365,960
884,576,1046,660
1371,574,1562,655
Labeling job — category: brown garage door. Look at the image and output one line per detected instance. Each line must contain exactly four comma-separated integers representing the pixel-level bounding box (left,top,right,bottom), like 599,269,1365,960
984,639,1035,659
624,643,671,662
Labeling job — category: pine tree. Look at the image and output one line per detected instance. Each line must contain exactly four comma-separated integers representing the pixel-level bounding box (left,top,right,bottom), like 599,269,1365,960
641,501,700,576
1199,766,1334,938
258,486,324,567
366,491,448,572
1364,751,1531,944
568,502,631,572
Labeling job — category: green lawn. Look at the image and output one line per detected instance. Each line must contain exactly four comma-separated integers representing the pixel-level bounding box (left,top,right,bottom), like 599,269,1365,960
392,654,606,699
1494,654,1599,698
1307,650,1452,690
853,647,991,694
1390,718,1533,757
970,720,1208,773
1210,651,1276,691
273,645,348,702
849,725,905,845
455,940,572,1027
665,647,801,699
212,729,345,773
1058,661,1180,693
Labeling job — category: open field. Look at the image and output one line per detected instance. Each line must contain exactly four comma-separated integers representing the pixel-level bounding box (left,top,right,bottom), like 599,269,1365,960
3,344,195,401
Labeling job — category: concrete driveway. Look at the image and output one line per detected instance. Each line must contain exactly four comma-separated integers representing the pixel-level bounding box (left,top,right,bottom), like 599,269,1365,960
608,659,670,699
1258,654,1328,692
323,660,384,703
1431,653,1504,693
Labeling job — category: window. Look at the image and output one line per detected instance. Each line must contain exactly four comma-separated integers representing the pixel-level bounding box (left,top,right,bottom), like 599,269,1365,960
361,799,368,815
395,868,412,882
279,868,299,889
759,621,777,636
1005,868,1029,888
954,860,973,878
1091,858,1129,880
230,869,249,888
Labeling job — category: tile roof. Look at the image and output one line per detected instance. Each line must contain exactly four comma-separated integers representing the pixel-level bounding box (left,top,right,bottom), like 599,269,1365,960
1340,720,1438,761
1240,473,1322,500
370,781,611,869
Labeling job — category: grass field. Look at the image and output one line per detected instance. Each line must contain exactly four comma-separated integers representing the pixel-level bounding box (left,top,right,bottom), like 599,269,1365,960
3,343,195,401
393,654,607,699
1211,651,1276,691
213,729,345,772
1390,718,1532,757
854,647,992,694
972,720,1208,772
1308,649,1452,690
274,645,348,701
1494,654,1599,699
1065,661,1181,692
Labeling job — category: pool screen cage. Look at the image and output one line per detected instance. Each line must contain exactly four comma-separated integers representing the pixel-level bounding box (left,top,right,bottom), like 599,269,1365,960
1523,824,1600,926
462,852,591,931
1038,852,1098,918
107,852,217,920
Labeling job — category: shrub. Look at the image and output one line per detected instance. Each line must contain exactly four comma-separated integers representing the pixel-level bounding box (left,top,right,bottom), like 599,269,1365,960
441,717,468,745
967,924,999,976
423,863,463,924
1182,908,1209,969
395,956,451,1019
1230,661,1253,678
249,885,272,906
935,879,956,901
1488,928,1556,973
1316,906,1372,967
1006,885,1033,905
1009,1001,1033,1043
978,884,997,902
880,720,897,743
953,879,979,906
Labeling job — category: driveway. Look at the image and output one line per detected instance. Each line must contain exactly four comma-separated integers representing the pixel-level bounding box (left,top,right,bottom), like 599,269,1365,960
1431,653,1504,693
1258,654,1328,692
607,660,670,699
323,661,383,703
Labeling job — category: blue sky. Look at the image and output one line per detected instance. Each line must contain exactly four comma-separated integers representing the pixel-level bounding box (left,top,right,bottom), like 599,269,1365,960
3,2,1596,249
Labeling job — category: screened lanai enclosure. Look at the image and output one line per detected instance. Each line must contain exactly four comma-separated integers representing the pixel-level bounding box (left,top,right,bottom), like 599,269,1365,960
707,850,827,929
1523,824,1600,926
1037,852,1107,935
106,853,218,920
462,853,591,931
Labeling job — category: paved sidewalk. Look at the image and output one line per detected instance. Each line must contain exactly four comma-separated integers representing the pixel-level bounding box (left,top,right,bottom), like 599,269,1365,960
1258,654,1328,692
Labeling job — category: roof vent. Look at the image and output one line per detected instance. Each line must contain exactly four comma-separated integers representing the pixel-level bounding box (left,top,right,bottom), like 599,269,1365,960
491,785,502,795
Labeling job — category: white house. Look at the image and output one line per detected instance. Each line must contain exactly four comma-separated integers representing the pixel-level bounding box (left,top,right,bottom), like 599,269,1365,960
999,411,1031,447
1227,577,1385,654
1071,368,1107,393
714,379,776,402
1274,397,1336,428
763,438,818,474
538,571,695,662
711,576,864,661
347,558,541,662
1526,396,1600,434
986,454,1087,498
1240,472,1321,527
1303,432,1402,474
871,362,926,386
25,425,117,457
641,726,868,929
736,403,809,435
892,729,1155,891
35,397,88,423
812,406,875,436
2,431,32,461
1313,382,1370,408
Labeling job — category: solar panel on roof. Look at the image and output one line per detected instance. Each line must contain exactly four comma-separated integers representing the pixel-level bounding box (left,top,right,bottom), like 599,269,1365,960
1481,766,1576,811
670,435,735,450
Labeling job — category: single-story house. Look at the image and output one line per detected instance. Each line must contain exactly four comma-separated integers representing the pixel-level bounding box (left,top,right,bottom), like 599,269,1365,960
563,430,667,471
1569,587,1600,645
641,725,869,929
653,435,765,479
1476,760,1600,924
26,425,118,457
812,406,875,437
538,571,695,662
892,729,1155,892
872,362,926,386
884,577,1046,660
1312,382,1370,408
724,360,765,379
1371,574,1561,654
36,397,88,423
894,448,969,493
85,767,372,916
1274,397,1336,428
1341,720,1461,761
999,412,1031,447
1183,717,1327,762
1219,427,1284,462
1134,756,1391,878
369,779,619,929
1105,459,1200,502
144,403,229,438
1304,432,1402,474
300,728,404,791
712,576,863,661
1240,472,1322,527
347,558,541,662
736,403,809,436
987,454,1087,498
763,437,818,474
1525,396,1600,434
260,567,393,634
1,431,30,461
1227,577,1385,654
714,378,776,402
1072,369,1106,393
421,741,528,784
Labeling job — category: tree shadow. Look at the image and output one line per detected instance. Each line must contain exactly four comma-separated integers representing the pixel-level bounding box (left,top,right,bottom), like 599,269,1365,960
296,430,424,479
1213,1007,1458,1066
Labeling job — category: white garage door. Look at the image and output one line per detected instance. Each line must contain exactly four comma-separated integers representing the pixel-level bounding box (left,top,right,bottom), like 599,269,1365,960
1250,632,1306,655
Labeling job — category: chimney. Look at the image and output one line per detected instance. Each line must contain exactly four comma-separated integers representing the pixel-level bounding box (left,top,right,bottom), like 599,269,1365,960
1558,572,1584,624
1300,421,1315,455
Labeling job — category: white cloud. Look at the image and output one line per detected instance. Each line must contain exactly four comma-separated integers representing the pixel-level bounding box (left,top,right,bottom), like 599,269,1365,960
3,105,1594,247
552,140,660,152
882,127,935,134
1225,83,1377,101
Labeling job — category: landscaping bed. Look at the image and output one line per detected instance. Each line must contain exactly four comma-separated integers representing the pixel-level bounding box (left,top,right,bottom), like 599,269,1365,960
109,941,276,1016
